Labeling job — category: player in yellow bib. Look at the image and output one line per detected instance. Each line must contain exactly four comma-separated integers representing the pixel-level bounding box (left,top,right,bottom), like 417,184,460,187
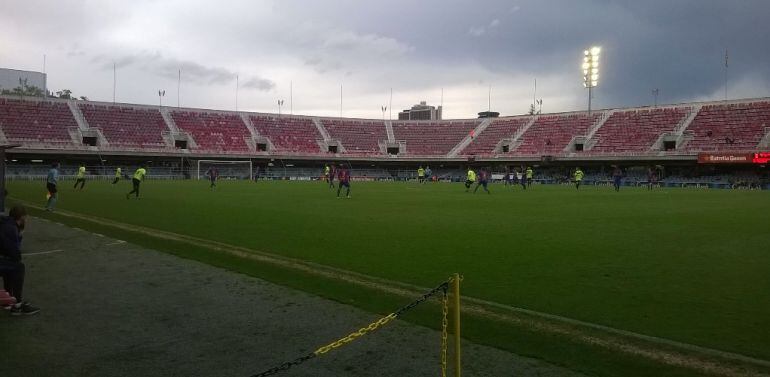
465,168,476,192
574,167,585,190
74,164,86,190
126,165,147,199
112,167,122,185
525,167,534,188
417,166,425,183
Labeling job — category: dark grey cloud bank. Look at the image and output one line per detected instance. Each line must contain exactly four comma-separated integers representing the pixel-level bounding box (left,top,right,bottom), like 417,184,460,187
1,0,768,116
279,0,770,108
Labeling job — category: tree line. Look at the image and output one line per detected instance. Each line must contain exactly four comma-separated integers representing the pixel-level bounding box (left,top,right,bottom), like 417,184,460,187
1,78,87,100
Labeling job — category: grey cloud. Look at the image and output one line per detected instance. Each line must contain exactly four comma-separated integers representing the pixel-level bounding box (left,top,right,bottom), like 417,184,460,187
241,77,275,91
93,51,274,91
468,27,485,37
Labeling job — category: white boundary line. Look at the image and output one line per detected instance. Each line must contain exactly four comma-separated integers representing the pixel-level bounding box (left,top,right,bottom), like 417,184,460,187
25,249,64,256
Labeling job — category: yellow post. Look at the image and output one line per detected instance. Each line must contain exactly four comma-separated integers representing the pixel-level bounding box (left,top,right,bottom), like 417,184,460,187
452,273,462,377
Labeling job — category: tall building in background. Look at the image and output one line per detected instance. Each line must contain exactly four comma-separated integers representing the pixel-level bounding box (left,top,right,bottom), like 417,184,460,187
398,101,442,120
0,68,47,93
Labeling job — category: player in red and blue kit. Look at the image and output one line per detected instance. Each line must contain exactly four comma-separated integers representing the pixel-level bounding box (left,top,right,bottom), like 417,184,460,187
206,167,219,190
336,165,351,198
473,168,491,194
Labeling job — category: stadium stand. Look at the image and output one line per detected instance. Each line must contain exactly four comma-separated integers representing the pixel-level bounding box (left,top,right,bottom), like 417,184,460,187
321,119,388,155
512,113,602,154
1,96,769,158
461,117,530,156
392,120,477,155
589,107,688,152
0,98,77,147
250,115,322,154
684,101,770,151
171,110,252,153
79,104,169,148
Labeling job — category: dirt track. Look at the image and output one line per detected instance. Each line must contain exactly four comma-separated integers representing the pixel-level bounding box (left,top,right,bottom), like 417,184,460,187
0,217,585,377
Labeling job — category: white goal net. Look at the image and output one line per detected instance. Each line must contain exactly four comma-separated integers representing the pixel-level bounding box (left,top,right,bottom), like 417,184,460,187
196,160,253,180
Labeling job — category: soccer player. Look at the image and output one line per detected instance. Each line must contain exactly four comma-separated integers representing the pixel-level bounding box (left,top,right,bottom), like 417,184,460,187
574,167,585,190
323,164,331,185
612,166,623,192
465,167,476,192
126,165,147,199
328,163,336,189
74,163,86,190
112,167,122,185
424,166,432,183
0,206,40,315
473,168,490,194
417,166,425,183
336,164,351,198
519,167,528,190
45,162,59,212
647,166,657,190
525,166,534,188
206,167,219,190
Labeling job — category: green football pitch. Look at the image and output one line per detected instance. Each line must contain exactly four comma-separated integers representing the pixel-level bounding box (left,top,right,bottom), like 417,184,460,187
8,179,770,372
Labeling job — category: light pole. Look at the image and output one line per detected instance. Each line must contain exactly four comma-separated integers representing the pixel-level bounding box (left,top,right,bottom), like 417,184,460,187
582,46,600,115
536,99,543,114
278,99,284,116
652,88,659,107
158,90,165,107
381,106,387,120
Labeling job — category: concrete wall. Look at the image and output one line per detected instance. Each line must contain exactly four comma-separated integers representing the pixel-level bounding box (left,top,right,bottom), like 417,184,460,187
0,68,47,92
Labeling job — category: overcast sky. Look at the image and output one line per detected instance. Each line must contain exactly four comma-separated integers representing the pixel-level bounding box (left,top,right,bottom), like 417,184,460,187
1,0,769,119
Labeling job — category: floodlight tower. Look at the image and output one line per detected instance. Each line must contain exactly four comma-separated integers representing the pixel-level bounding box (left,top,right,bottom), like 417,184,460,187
582,46,600,115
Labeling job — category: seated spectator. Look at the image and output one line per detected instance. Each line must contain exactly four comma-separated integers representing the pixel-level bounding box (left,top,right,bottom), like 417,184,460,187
0,205,40,315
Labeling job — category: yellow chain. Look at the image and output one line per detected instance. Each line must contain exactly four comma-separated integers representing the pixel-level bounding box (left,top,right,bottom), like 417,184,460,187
314,313,397,355
441,287,449,377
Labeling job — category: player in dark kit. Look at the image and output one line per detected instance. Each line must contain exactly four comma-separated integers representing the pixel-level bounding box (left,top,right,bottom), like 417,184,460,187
474,168,491,194
519,167,528,190
336,165,351,198
206,167,219,190
612,166,623,192
647,166,657,190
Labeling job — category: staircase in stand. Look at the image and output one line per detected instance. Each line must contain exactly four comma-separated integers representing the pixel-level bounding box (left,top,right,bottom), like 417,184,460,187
447,118,492,157
67,102,90,131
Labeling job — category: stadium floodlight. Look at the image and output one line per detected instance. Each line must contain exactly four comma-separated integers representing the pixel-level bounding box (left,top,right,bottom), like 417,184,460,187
278,99,284,116
582,46,601,115
158,89,165,107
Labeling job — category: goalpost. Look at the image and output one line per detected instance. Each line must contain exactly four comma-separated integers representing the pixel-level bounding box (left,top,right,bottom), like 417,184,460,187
196,160,253,180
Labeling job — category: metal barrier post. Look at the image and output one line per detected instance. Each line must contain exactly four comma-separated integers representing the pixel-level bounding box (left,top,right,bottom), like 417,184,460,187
453,273,462,377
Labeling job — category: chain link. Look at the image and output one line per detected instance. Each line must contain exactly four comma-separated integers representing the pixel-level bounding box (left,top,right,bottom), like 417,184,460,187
248,278,452,376
440,285,449,377
249,353,316,377
314,313,397,355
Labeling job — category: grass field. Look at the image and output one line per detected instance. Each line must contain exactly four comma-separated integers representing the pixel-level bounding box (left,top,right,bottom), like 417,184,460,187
8,179,770,374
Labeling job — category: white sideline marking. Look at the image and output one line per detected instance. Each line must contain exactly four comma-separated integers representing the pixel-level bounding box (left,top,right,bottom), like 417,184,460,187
105,240,126,246
93,233,105,238
25,249,64,256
